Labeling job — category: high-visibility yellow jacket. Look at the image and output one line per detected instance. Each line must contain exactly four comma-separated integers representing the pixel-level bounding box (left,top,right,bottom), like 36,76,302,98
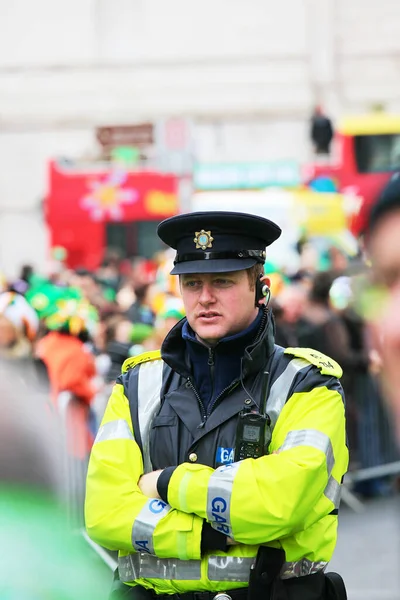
85,317,348,595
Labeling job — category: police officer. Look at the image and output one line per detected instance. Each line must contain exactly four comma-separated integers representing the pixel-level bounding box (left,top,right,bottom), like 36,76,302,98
85,212,348,600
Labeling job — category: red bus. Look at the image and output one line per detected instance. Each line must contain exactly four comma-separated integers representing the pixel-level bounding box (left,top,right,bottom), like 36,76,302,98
304,113,400,236
45,159,179,269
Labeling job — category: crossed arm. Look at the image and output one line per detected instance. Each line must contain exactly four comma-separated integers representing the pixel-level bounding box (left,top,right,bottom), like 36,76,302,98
86,379,347,555
138,382,348,547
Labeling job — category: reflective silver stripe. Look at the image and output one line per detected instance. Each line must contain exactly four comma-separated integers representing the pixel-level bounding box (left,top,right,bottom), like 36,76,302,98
206,462,240,538
208,556,255,582
118,553,201,581
94,419,133,443
131,499,171,554
267,358,310,426
279,429,335,475
280,558,328,579
119,553,327,583
324,475,341,507
138,360,163,473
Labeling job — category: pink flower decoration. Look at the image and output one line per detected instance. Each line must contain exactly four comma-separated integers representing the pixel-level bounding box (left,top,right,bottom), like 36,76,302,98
80,170,138,221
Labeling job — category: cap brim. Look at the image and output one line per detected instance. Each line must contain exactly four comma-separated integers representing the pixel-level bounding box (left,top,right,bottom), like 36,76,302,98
170,258,257,275
158,211,282,249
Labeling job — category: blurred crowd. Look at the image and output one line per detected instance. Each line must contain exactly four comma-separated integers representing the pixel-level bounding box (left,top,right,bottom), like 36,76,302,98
1,228,399,597
0,248,185,397
0,236,398,503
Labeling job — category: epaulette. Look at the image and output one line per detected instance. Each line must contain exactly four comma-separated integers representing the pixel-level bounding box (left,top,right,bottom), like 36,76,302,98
122,349,162,373
284,347,342,378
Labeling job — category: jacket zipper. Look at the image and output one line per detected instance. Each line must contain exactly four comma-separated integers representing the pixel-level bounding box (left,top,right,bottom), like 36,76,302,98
206,309,270,416
186,378,208,428
208,347,215,401
188,308,270,427
207,380,239,417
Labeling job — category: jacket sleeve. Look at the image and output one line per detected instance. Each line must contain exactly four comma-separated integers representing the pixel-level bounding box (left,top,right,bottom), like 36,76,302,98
165,368,348,546
85,380,203,559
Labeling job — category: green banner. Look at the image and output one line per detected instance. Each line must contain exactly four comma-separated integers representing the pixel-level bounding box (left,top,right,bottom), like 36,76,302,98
194,161,300,190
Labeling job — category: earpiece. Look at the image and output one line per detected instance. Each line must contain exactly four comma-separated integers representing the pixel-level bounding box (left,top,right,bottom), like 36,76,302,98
255,276,271,307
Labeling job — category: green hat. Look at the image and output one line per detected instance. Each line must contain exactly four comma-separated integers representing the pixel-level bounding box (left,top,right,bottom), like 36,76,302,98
44,296,98,337
26,282,68,319
130,323,154,344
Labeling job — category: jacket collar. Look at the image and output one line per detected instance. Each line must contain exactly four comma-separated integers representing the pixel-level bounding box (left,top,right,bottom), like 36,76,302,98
161,307,275,379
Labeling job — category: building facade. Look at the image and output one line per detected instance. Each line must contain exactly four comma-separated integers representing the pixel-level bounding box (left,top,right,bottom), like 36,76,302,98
0,0,399,275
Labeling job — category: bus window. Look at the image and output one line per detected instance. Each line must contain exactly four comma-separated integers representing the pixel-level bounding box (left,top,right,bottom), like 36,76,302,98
137,220,163,258
106,220,163,259
354,134,400,173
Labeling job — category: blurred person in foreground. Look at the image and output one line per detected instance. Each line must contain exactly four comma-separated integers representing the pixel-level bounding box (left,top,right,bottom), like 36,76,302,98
329,276,396,496
86,211,348,600
364,172,400,442
0,364,107,598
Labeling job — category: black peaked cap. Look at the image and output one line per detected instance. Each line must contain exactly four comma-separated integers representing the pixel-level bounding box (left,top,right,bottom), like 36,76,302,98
157,211,282,275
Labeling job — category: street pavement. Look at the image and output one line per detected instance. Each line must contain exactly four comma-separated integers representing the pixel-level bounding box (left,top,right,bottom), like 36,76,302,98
329,494,400,600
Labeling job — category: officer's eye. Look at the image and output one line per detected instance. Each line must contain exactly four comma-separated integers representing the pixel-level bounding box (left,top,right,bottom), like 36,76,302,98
213,278,233,287
182,279,201,288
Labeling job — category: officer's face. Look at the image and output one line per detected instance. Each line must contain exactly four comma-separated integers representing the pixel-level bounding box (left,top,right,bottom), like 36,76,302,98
368,208,400,440
180,270,258,345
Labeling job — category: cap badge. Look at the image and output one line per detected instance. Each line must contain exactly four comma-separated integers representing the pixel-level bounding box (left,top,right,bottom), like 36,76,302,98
194,230,214,250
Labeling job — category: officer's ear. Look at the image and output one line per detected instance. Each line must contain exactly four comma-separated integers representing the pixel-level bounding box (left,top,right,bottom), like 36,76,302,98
255,275,271,307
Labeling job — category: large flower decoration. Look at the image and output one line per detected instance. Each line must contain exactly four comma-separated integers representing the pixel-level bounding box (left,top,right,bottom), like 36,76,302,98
80,170,138,221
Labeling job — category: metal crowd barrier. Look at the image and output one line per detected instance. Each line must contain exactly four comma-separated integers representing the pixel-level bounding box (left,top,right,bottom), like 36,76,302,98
341,376,400,512
57,388,118,570
57,391,90,529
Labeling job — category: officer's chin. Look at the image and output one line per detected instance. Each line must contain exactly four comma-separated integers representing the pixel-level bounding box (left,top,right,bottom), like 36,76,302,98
196,325,224,346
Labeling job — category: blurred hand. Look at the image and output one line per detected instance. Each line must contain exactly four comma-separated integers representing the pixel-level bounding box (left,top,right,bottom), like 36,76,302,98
138,470,163,498
227,537,239,545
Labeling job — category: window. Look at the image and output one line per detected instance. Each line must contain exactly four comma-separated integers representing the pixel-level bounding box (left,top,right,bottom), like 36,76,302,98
354,134,400,173
106,221,163,259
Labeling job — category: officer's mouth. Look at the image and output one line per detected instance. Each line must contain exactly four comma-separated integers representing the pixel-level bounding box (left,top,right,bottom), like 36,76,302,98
197,312,222,322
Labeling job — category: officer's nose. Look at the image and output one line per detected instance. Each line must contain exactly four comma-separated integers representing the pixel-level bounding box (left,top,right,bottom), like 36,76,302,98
198,282,216,305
